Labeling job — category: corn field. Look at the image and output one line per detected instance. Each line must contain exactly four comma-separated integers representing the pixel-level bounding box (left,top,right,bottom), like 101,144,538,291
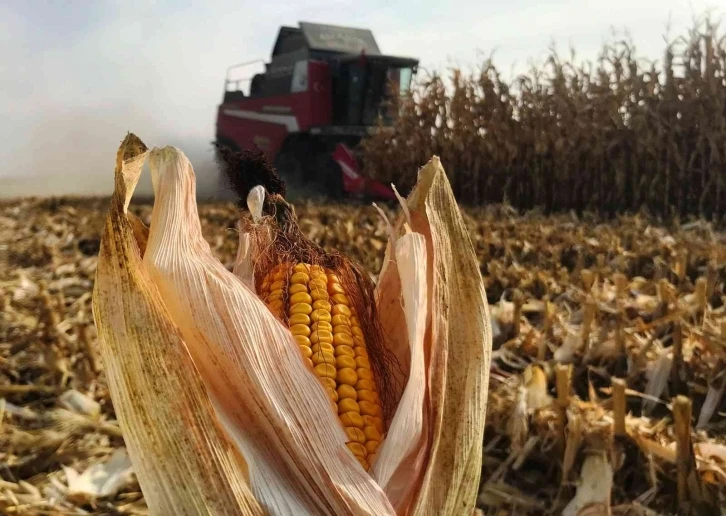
362,19,726,221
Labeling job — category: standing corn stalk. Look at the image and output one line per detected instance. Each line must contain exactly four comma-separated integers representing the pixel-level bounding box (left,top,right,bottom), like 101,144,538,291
92,133,492,515
361,20,726,221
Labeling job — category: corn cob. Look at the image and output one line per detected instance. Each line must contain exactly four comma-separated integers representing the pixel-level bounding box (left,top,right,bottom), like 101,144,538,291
258,262,384,470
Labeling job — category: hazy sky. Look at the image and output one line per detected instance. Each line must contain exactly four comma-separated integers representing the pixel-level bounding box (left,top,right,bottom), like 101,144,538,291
0,0,719,198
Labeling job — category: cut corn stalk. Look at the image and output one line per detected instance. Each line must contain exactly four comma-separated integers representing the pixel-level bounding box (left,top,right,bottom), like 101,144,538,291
93,133,492,515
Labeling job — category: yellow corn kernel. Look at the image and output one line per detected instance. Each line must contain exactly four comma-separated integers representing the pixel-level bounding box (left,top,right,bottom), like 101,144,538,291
333,325,352,336
315,364,336,379
355,356,371,369
312,299,331,312
292,263,310,273
357,368,373,381
266,291,284,302
308,279,327,291
268,300,284,312
334,345,355,358
304,358,314,368
290,292,312,305
335,355,357,369
353,345,368,357
326,388,339,403
356,379,375,391
340,411,364,429
270,280,286,291
299,345,313,359
338,398,360,414
357,399,376,416
311,342,335,355
331,304,352,317
350,315,360,327
310,330,333,344
365,440,380,454
353,336,366,347
290,324,311,337
328,282,346,295
289,303,312,315
288,283,308,295
312,351,335,366
272,270,288,281
352,326,365,338
293,336,310,348
310,289,329,301
358,401,380,417
333,333,354,346
346,442,367,458
331,294,350,305
311,309,331,323
356,457,369,470
357,390,377,403
331,314,350,326
337,384,358,400
346,427,366,444
311,321,333,333
319,377,337,390
363,425,382,441
288,313,311,326
290,272,310,284
363,415,383,432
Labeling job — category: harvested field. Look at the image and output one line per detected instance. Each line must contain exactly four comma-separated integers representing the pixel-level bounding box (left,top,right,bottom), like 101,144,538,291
1,196,725,515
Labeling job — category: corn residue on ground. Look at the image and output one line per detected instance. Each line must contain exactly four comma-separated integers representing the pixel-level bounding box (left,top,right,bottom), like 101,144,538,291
1,197,725,515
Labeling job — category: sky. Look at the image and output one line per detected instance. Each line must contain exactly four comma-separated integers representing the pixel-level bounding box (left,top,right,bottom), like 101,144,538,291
0,0,720,199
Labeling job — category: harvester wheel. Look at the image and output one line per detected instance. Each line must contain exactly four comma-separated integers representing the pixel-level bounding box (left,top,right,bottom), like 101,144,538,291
315,154,344,200
274,148,308,200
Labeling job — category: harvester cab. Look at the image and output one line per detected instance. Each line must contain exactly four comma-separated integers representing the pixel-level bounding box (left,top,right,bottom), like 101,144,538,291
215,22,418,201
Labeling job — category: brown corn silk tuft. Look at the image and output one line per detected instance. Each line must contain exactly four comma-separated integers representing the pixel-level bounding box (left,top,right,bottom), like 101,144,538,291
241,194,402,424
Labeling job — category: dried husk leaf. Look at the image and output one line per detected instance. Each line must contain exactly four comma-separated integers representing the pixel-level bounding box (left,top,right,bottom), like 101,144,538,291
92,134,263,515
143,146,395,515
380,157,492,515
372,230,429,510
375,217,422,417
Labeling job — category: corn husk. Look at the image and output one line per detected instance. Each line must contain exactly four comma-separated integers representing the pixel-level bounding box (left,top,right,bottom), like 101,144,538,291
91,134,491,515
92,134,263,515
142,146,394,515
371,229,429,509
376,157,492,515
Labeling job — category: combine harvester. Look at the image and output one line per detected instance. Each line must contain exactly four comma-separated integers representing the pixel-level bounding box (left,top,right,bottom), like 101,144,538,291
215,22,418,200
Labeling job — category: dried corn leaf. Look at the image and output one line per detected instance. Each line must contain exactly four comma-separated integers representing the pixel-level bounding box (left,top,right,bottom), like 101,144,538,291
401,157,492,516
92,134,263,515
372,230,429,510
143,146,395,515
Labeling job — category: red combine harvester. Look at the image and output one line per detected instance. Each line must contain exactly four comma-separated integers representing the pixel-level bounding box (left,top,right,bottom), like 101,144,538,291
215,22,418,200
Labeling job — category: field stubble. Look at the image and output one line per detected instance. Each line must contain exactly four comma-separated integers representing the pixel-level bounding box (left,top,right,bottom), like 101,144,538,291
1,197,725,515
